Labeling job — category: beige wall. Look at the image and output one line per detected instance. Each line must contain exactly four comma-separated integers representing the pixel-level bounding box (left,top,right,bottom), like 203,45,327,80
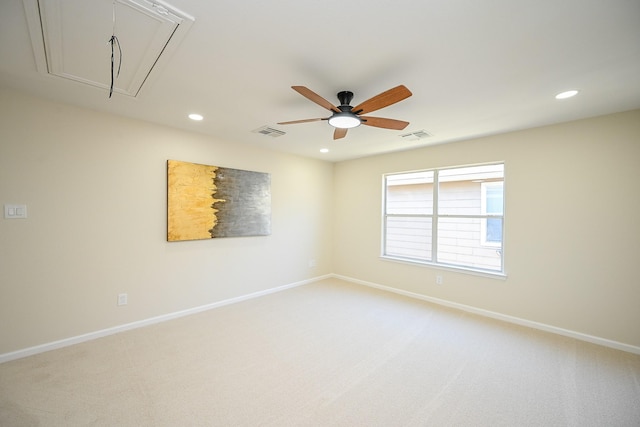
0,88,334,354
333,109,640,348
2,86,639,356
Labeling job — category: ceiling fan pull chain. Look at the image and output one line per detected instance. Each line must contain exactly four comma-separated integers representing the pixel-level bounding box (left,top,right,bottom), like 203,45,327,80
108,0,123,98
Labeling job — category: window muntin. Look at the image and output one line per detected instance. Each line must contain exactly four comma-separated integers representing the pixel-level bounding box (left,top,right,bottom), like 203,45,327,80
383,163,504,274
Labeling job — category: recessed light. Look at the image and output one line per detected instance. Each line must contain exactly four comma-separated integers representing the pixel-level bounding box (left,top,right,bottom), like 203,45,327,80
188,113,204,121
555,90,579,100
320,148,329,153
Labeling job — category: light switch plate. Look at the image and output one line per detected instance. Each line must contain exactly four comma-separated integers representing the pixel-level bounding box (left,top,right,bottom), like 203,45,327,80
4,204,27,219
118,293,128,306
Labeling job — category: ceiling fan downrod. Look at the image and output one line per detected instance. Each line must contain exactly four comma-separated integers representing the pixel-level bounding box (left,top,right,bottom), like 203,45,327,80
336,91,354,107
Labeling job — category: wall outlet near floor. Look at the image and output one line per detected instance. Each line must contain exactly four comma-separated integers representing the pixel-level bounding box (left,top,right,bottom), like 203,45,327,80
436,275,443,285
117,293,128,306
308,259,317,268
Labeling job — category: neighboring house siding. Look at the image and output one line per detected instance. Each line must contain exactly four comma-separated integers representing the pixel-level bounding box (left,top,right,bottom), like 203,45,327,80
385,183,432,260
385,180,501,270
437,181,502,270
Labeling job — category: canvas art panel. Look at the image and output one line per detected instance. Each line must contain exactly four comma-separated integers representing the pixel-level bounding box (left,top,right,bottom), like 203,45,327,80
167,160,271,241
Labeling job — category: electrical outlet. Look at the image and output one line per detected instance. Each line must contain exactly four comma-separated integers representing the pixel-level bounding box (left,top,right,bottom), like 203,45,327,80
436,275,443,285
308,259,317,268
117,293,128,306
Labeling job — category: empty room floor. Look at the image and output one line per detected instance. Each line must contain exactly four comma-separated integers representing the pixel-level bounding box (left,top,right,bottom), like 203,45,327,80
1,278,639,426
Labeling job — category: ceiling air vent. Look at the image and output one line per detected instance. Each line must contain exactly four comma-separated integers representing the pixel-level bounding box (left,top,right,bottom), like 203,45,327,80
399,130,432,141
252,126,286,138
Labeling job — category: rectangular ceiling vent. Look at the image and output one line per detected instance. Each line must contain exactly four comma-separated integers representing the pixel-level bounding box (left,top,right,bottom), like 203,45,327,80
252,126,286,138
399,130,432,141
22,0,194,97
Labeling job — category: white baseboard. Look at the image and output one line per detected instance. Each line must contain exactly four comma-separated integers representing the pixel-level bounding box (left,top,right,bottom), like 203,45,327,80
333,274,640,356
3,273,637,363
0,275,331,364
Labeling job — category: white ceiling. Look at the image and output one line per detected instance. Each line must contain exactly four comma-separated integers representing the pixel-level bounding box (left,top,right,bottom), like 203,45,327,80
1,0,639,162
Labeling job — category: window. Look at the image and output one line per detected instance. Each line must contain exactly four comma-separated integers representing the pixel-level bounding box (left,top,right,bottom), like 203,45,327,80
481,181,504,246
383,163,504,274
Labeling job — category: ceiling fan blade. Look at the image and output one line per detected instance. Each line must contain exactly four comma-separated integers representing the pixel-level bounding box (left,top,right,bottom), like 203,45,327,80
361,116,410,130
292,86,341,113
352,85,412,115
277,118,326,125
333,127,348,140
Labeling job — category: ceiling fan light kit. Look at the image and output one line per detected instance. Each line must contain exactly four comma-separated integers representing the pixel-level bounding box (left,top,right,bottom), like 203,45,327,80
278,85,412,139
328,113,361,129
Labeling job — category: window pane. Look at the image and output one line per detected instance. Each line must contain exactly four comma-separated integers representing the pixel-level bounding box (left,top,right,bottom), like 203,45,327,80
437,217,502,271
386,171,433,215
439,164,504,215
385,216,432,261
484,183,504,214
486,218,502,242
438,180,481,215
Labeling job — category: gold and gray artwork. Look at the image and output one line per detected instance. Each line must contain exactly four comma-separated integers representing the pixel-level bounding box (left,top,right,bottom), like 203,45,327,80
167,160,271,242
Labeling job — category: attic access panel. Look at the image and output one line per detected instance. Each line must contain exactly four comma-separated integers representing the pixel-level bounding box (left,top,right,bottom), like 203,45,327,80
23,0,194,97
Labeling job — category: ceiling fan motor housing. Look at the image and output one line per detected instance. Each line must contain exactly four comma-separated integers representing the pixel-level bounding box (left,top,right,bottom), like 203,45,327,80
337,90,354,106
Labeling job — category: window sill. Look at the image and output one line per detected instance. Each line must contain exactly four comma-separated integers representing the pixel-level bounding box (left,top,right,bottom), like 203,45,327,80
379,255,507,280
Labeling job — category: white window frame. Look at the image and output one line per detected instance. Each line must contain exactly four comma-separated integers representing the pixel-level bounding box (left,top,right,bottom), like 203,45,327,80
382,162,505,276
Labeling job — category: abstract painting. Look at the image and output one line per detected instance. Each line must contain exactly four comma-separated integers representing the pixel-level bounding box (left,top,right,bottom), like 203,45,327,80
167,160,271,241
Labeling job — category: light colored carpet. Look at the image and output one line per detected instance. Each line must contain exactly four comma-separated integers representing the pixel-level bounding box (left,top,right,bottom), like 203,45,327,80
1,278,639,426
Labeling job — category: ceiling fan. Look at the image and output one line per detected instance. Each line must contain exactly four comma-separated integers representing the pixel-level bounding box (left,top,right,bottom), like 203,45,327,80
278,85,412,140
